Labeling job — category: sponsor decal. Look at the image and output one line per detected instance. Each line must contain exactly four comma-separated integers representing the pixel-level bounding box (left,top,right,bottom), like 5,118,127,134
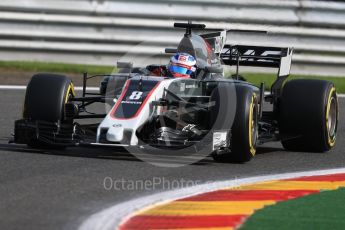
178,55,188,62
213,131,228,150
121,101,142,105
186,84,198,89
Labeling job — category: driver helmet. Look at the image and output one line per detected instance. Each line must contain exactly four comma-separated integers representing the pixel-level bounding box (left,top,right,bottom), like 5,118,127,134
168,53,197,78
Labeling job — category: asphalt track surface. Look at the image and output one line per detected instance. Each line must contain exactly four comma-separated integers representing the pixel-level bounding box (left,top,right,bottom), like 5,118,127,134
0,89,344,230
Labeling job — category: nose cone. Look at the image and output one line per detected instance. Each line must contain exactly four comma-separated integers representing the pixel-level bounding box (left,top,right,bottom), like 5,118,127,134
106,126,124,142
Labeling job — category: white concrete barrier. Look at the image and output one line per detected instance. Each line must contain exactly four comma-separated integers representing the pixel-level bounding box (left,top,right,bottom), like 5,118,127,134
0,0,344,76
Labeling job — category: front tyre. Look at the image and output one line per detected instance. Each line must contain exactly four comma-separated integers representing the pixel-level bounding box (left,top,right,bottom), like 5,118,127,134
19,73,75,148
212,85,259,163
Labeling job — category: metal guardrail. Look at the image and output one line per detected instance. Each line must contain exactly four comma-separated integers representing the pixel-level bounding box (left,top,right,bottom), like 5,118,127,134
0,0,345,76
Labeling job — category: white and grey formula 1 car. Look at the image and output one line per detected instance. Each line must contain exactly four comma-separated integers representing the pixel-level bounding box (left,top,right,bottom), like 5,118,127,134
14,22,338,162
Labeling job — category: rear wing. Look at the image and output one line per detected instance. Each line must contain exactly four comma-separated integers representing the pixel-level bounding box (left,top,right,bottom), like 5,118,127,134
221,45,293,77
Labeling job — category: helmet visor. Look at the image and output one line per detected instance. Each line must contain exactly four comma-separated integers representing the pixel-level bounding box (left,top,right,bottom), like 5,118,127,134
169,65,193,76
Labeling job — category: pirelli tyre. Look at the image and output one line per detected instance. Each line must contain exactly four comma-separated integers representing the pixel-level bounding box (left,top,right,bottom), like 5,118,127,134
211,84,259,163
22,73,75,147
279,79,338,152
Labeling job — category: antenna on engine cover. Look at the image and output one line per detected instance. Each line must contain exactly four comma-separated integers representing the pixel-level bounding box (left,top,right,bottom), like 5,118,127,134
174,21,206,36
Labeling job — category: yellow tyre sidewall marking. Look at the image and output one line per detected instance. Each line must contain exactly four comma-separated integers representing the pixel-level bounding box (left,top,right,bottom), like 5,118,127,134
65,82,76,104
326,87,337,147
249,93,257,156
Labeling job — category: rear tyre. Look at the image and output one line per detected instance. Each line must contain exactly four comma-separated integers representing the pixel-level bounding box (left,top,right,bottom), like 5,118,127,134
211,85,258,163
279,79,338,152
23,73,75,148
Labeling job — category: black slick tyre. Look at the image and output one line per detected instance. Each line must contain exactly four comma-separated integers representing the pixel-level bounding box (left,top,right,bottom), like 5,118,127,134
279,79,338,152
211,84,259,163
23,73,75,148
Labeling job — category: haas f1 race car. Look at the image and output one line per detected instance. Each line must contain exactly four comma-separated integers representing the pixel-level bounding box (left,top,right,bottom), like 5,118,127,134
14,22,338,163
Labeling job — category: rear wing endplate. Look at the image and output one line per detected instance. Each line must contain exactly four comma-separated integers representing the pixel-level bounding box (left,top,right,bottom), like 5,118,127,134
221,45,293,77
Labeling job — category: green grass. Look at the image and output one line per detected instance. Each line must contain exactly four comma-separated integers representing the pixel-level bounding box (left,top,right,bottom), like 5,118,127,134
0,61,115,75
240,188,345,230
239,73,345,93
0,61,344,92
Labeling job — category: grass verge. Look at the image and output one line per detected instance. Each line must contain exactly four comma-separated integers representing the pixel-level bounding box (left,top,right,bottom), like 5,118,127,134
0,61,115,75
240,188,345,230
0,61,344,92
241,73,345,93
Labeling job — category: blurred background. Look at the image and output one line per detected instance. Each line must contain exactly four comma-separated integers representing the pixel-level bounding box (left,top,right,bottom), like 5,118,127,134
0,0,345,84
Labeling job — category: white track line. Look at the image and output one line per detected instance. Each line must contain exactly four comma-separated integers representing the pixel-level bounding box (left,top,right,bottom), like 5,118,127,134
0,85,26,90
1,85,345,97
0,85,99,91
79,167,345,230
